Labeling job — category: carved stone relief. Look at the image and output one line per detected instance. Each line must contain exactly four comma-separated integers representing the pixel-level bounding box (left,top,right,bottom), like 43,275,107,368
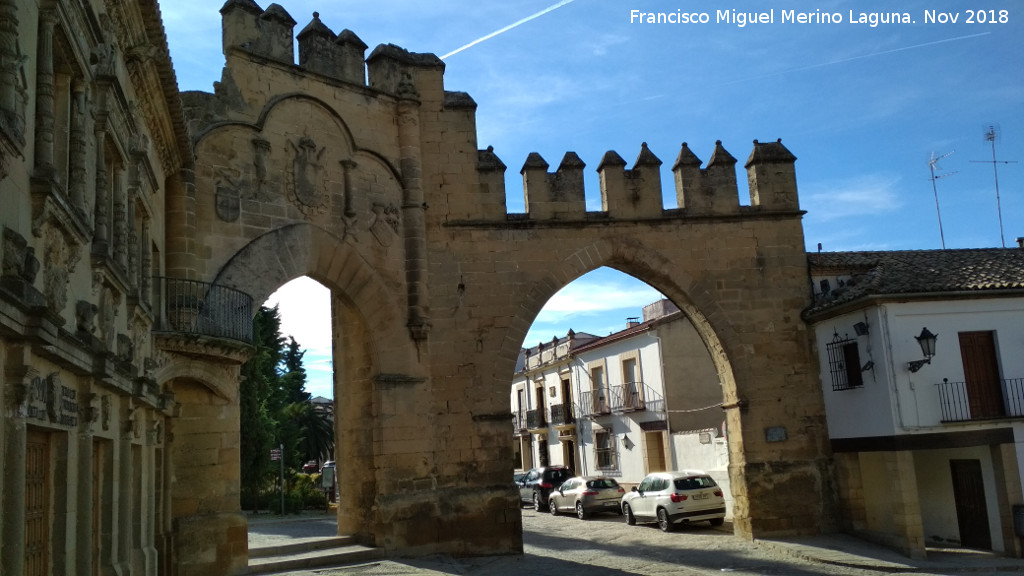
42,225,70,315
100,287,118,351
100,394,111,431
370,202,401,247
286,136,328,216
215,178,240,222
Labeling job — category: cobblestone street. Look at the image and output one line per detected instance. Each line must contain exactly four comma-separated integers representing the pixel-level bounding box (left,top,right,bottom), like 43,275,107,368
262,507,1024,575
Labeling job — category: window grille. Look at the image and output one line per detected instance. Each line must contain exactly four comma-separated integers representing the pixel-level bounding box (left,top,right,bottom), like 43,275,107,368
826,332,863,391
595,430,616,469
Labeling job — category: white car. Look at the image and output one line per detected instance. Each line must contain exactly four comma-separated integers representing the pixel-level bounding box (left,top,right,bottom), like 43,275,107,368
621,471,726,532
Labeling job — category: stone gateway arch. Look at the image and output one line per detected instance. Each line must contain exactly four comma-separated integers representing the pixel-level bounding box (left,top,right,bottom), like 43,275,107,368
0,1,833,574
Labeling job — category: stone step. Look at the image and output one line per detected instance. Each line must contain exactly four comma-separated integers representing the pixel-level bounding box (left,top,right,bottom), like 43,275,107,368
249,535,357,559
248,538,385,574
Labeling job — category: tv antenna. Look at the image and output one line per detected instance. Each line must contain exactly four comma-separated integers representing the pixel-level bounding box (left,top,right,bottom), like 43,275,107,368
970,124,1018,248
928,150,956,249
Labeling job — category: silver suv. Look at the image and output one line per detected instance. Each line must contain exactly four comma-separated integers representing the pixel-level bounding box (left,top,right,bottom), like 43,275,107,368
620,471,726,531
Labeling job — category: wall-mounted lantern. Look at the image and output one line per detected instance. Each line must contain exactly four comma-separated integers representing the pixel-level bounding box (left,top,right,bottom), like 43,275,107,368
908,327,938,373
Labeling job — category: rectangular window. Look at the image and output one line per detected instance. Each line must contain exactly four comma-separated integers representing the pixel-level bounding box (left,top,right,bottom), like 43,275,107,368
826,333,863,391
595,430,616,469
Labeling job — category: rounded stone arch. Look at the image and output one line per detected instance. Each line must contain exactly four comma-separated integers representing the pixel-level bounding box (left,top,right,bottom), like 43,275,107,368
507,237,743,402
210,222,413,373
502,236,752,522
152,355,242,400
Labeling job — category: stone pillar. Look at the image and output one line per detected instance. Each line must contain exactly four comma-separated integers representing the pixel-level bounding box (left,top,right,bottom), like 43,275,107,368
93,121,109,248
396,95,430,341
0,0,19,114
333,297,378,541
116,407,135,574
168,378,247,576
141,221,152,306
114,168,128,269
75,399,95,576
68,80,90,215
992,443,1023,558
887,451,925,558
1,384,28,575
33,10,57,176
127,198,139,291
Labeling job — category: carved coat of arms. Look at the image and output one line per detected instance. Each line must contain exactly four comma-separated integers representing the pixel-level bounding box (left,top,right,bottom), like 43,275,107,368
286,136,329,216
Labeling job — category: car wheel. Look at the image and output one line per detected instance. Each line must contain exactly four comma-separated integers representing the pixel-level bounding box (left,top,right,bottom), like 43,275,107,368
623,503,636,526
657,508,674,532
533,491,542,512
576,502,588,520
709,517,724,527
549,498,558,515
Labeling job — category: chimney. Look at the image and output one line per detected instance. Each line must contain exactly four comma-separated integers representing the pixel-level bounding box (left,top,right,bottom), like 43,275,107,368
1016,237,1024,249
626,317,640,328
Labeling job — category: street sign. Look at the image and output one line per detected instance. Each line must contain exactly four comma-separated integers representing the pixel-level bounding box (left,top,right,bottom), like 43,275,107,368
270,449,281,461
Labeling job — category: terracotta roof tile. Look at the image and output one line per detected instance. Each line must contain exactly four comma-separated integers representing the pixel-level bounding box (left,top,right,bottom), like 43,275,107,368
805,248,1024,316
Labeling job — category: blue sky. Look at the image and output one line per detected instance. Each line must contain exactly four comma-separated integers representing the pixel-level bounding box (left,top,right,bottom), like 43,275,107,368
162,1,1023,398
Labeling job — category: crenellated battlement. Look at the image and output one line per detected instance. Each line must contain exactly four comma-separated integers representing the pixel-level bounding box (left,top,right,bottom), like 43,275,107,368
218,0,448,101
465,140,800,223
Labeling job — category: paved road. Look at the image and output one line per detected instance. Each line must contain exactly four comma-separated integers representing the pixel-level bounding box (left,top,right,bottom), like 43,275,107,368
256,507,1024,575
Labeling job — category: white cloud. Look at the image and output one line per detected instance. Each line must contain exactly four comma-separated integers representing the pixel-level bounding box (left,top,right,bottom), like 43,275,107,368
802,174,904,222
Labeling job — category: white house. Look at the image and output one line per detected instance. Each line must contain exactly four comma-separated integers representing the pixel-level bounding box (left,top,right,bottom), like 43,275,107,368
512,299,732,513
805,247,1024,558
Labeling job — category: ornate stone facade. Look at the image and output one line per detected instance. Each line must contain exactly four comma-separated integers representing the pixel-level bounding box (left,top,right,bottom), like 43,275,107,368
2,1,835,575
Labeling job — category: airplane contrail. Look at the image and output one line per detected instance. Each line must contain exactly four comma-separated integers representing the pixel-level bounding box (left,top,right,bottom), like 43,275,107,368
441,0,578,60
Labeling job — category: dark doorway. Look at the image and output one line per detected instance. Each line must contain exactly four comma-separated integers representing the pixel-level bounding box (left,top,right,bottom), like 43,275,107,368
950,459,991,550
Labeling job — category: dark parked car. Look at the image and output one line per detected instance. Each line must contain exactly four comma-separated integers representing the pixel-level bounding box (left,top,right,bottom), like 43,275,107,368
517,465,573,510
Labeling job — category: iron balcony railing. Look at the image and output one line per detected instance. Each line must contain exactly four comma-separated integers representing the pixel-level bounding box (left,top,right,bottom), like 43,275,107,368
512,411,528,434
579,382,666,417
579,390,611,417
937,377,1024,422
548,403,575,426
153,277,253,344
526,408,547,430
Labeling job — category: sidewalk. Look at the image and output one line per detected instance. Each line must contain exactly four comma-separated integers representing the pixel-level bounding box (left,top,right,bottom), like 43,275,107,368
247,512,1024,575
758,533,1024,574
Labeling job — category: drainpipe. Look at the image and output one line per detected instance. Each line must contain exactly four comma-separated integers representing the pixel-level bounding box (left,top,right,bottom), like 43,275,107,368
881,304,925,431
653,332,678,471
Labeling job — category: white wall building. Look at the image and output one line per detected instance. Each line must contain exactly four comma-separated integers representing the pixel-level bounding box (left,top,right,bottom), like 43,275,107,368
512,299,731,513
805,248,1024,558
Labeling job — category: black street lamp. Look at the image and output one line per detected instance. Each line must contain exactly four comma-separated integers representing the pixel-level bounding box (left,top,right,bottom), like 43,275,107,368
908,327,938,373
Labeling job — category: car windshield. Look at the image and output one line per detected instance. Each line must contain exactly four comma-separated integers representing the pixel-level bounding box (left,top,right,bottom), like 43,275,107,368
674,476,717,490
587,478,619,489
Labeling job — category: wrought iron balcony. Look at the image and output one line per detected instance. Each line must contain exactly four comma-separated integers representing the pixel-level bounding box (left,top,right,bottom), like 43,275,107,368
512,411,528,434
611,383,644,412
548,403,575,426
153,277,253,344
580,383,665,417
937,377,1024,422
526,408,547,430
579,390,611,417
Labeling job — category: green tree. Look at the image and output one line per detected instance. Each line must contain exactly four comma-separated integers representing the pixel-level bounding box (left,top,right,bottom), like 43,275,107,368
239,306,284,511
239,304,335,510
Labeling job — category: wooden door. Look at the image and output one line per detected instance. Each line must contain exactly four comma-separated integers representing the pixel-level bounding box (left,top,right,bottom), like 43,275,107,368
950,459,991,550
644,431,666,473
25,428,51,576
958,331,1003,419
